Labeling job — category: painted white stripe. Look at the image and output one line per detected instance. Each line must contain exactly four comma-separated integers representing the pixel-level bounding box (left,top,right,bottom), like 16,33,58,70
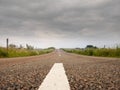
38,63,70,90
58,50,61,56
59,54,61,56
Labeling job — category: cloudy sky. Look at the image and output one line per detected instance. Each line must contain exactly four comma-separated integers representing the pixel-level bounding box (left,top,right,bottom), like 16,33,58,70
0,0,120,48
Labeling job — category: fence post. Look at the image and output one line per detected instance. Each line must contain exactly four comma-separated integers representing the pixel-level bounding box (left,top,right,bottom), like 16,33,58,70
6,38,9,51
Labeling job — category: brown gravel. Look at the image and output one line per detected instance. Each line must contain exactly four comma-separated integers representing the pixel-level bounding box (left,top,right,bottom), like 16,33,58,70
60,51,120,90
0,50,120,90
0,52,57,90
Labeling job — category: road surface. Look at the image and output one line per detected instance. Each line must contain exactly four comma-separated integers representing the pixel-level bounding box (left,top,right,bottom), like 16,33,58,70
0,50,120,90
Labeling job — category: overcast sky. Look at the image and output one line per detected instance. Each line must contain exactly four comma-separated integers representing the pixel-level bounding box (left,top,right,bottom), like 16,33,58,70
0,0,120,48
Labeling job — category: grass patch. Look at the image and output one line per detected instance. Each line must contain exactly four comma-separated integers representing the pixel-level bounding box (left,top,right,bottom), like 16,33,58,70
0,47,55,58
62,47,120,58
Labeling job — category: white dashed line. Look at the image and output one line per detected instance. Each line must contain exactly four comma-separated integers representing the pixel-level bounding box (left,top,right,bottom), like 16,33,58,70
59,54,61,56
38,63,70,90
58,50,61,56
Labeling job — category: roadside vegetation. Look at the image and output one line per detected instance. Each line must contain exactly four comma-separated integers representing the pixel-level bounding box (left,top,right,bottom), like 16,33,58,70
0,44,55,58
62,45,120,58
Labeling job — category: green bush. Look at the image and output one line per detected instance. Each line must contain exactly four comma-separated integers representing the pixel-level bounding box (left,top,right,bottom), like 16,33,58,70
0,47,55,58
0,48,8,57
63,47,120,58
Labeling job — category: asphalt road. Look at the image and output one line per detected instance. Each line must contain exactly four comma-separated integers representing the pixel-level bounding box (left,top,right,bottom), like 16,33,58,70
0,50,120,90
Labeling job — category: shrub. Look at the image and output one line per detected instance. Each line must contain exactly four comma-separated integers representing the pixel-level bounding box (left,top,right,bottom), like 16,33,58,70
0,48,8,57
0,47,55,58
63,47,120,58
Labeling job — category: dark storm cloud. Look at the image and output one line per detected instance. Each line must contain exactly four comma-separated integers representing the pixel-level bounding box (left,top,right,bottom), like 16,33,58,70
0,0,120,47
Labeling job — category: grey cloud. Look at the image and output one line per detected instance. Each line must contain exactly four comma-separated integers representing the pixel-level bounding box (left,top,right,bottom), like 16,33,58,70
0,0,120,47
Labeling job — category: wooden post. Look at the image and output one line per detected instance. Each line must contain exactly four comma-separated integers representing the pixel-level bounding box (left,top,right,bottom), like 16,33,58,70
6,38,9,51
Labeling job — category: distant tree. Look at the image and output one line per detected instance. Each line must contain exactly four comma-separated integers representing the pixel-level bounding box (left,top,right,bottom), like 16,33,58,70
19,44,24,49
75,48,80,49
86,45,94,48
47,47,55,49
86,45,97,49
94,46,97,49
26,44,34,50
9,44,16,48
